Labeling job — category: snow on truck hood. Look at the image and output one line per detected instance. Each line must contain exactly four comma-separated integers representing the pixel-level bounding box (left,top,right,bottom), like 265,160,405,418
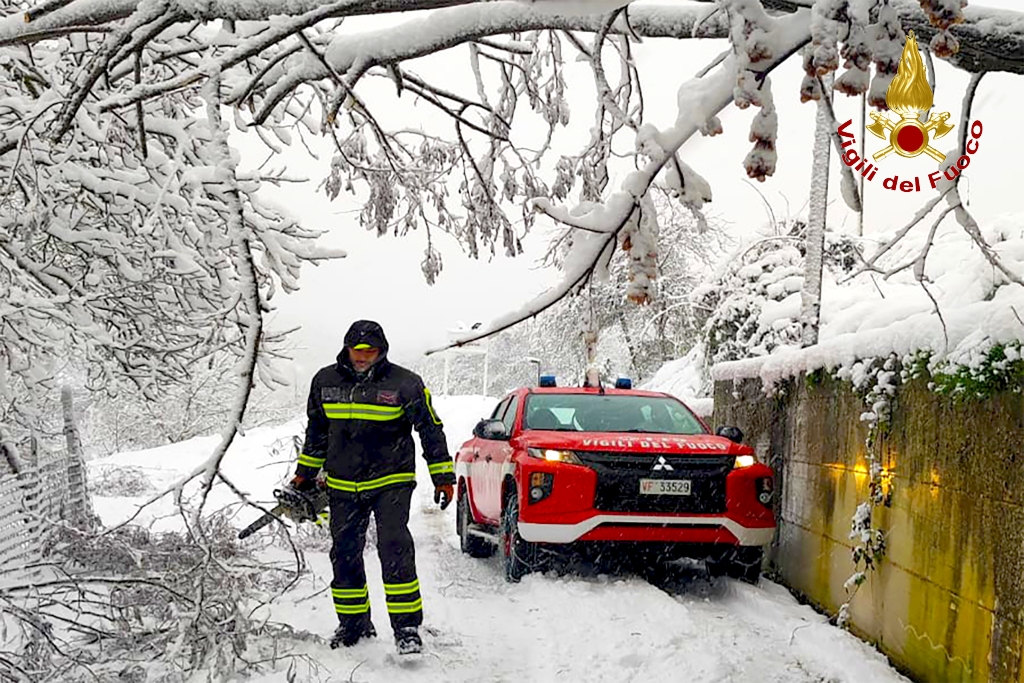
515,431,749,455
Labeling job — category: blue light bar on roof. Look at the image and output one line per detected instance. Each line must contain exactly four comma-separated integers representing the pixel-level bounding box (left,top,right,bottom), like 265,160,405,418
539,375,557,387
614,377,632,389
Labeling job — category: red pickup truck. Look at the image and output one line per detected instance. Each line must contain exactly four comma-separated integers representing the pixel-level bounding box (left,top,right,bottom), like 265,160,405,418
454,379,776,583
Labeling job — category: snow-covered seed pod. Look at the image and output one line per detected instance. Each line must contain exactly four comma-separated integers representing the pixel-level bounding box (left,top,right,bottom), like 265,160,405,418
835,64,871,97
624,194,659,305
918,0,967,29
800,74,823,103
835,4,872,97
723,0,775,109
700,115,724,137
722,1,779,182
744,84,778,182
800,46,823,103
917,0,967,57
867,0,905,109
809,0,850,77
734,70,760,110
929,30,960,58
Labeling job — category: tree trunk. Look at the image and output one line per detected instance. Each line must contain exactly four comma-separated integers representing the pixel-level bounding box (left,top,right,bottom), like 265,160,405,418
61,385,92,525
800,80,831,348
616,310,639,378
583,292,600,387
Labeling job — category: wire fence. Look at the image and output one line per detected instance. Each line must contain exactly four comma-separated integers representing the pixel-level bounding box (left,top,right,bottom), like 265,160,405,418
0,442,91,585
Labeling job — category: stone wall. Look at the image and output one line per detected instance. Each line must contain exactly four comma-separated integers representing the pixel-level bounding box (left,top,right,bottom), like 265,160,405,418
714,374,1024,683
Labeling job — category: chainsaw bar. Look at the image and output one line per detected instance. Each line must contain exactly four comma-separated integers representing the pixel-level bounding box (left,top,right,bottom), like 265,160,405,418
237,488,329,540
237,504,286,540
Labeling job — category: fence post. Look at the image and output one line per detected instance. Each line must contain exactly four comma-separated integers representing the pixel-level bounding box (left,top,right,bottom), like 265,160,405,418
61,386,94,527
0,427,23,475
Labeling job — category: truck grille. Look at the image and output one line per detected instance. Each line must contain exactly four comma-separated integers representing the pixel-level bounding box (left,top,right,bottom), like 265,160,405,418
575,451,733,514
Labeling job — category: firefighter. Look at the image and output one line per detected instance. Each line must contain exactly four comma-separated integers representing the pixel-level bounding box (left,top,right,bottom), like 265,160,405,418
288,320,455,655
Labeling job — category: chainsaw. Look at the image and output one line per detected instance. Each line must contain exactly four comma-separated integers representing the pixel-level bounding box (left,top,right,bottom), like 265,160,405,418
238,486,329,540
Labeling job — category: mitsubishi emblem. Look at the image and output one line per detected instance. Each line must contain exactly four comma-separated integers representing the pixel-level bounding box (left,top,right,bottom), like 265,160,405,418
652,456,674,471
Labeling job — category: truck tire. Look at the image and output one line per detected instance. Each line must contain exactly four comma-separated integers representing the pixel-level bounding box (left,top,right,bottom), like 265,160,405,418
500,491,536,583
457,484,493,558
707,547,763,584
729,546,763,584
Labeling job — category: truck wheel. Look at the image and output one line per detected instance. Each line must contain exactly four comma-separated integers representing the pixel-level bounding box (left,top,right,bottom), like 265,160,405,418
729,547,763,584
708,547,763,584
500,491,536,583
457,484,493,558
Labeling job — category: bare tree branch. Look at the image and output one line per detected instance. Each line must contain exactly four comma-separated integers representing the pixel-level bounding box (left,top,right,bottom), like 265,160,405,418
428,13,812,351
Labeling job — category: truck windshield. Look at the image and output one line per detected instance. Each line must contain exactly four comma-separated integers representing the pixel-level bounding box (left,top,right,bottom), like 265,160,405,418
523,394,706,435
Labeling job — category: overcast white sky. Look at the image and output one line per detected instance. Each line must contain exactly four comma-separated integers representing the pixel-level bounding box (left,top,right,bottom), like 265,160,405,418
242,0,1021,386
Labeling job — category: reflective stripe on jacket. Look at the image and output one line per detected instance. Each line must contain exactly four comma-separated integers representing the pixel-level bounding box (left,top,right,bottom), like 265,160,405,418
296,354,455,492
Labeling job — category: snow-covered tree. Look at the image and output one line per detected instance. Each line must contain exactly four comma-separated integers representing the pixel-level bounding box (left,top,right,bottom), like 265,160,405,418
695,219,859,366
0,29,341,453
0,1,1018,364
418,198,722,393
1,0,1022,674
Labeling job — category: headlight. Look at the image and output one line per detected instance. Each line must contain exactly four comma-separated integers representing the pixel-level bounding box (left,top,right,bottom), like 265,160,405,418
527,448,583,465
734,455,756,469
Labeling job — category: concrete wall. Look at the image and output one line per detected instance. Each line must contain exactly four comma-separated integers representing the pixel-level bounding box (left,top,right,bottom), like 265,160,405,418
714,374,1024,683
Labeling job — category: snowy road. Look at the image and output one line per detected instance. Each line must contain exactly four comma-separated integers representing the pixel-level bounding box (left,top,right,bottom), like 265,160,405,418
89,396,910,683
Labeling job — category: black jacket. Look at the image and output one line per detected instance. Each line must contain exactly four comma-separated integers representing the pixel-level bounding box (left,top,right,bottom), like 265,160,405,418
295,321,455,494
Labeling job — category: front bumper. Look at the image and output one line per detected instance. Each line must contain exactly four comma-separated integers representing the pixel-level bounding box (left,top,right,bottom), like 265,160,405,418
518,514,775,545
516,454,776,546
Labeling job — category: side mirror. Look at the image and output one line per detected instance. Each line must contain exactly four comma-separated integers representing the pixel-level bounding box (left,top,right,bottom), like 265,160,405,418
715,425,744,444
473,419,509,441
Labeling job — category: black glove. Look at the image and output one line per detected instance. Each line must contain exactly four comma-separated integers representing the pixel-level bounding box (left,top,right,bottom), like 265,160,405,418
434,484,454,511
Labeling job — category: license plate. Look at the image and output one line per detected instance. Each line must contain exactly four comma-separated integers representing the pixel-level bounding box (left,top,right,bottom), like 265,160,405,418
639,479,691,495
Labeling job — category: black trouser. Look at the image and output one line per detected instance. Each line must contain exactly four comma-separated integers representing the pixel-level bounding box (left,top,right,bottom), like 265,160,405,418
328,484,422,633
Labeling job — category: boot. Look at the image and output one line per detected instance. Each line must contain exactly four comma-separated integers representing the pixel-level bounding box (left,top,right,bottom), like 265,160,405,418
329,619,377,649
394,626,422,655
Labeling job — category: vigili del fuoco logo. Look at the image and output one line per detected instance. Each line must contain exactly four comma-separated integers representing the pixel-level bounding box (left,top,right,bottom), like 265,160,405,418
835,30,984,193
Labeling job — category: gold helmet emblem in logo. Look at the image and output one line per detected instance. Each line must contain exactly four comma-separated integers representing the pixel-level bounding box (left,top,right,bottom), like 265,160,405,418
867,31,955,162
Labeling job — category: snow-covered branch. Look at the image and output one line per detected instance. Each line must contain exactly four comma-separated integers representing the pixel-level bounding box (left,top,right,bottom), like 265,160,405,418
0,34,342,449
428,10,813,351
190,77,265,528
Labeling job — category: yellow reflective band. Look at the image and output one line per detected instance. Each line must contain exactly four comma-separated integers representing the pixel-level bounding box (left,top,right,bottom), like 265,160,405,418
423,388,442,425
329,412,404,422
335,601,371,614
297,454,325,468
331,586,369,599
326,472,416,493
327,478,358,492
322,402,405,422
358,472,416,491
428,462,454,475
386,598,423,614
323,402,403,414
384,579,420,595
352,343,374,350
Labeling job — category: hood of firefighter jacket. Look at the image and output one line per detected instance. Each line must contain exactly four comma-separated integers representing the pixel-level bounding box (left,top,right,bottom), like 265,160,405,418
337,320,390,377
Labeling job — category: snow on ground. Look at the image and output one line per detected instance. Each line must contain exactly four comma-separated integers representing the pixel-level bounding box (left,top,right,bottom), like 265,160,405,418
88,395,909,683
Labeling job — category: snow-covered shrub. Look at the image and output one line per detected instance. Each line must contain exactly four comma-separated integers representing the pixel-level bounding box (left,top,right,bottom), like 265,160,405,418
834,354,901,434
89,465,155,497
6,513,314,682
694,221,858,366
694,236,804,365
908,342,1024,400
